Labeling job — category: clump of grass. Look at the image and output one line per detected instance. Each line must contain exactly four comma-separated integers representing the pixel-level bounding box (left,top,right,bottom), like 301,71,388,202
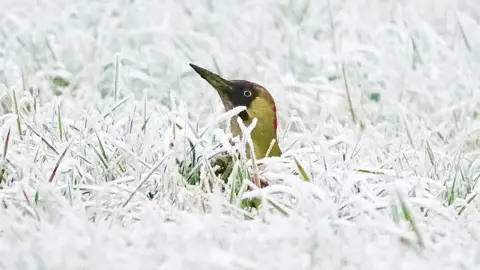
12,89,23,140
0,129,11,184
393,191,425,249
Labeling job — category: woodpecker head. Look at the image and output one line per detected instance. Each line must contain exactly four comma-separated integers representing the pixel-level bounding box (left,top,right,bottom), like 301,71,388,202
190,63,282,159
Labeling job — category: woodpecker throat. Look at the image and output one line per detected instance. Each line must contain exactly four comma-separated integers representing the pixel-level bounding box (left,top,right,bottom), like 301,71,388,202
189,63,282,159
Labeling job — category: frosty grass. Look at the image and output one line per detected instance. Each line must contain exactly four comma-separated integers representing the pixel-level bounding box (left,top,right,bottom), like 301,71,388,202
1,0,480,269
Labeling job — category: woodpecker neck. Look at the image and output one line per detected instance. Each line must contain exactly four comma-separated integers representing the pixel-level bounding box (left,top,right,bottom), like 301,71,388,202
231,97,281,159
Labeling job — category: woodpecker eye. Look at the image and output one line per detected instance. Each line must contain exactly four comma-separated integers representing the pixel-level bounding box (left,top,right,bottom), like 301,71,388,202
243,90,252,97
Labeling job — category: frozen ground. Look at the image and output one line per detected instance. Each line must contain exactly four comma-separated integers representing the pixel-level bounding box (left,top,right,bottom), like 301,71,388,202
1,0,480,269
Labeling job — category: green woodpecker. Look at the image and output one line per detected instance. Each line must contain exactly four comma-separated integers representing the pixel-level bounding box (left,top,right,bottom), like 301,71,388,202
189,63,282,160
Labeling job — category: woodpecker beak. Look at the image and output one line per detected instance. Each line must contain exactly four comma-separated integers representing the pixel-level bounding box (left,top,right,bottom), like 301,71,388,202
189,63,234,110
